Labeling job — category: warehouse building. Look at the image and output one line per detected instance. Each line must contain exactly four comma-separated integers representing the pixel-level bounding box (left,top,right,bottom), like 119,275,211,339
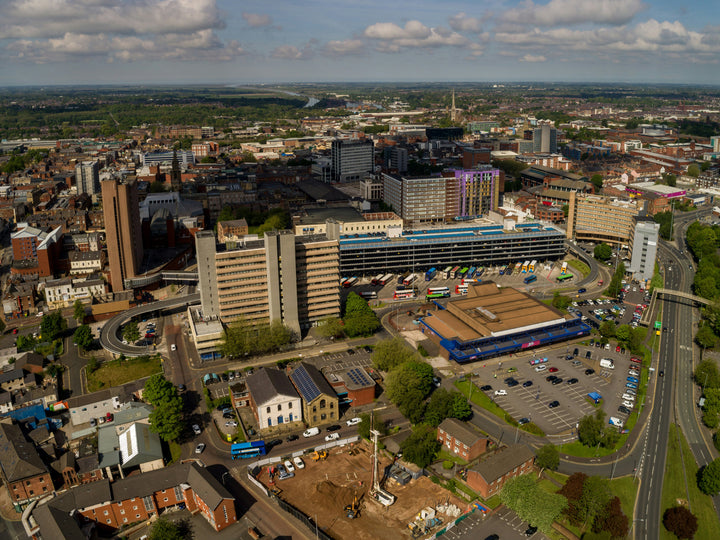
420,282,590,363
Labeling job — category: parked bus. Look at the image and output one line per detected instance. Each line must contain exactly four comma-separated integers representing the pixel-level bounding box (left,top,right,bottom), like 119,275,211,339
458,267,469,279
370,274,384,285
476,266,485,277
514,262,522,273
403,273,418,287
557,273,574,282
523,274,537,284
442,266,453,279
455,284,468,295
560,261,568,274
529,260,537,273
428,287,450,294
450,266,461,279
499,265,507,275
398,272,410,285
522,261,530,273
425,267,437,281
467,266,477,278
360,291,378,299
231,441,266,460
426,291,451,301
343,277,358,288
378,273,394,286
393,290,416,300
461,278,478,285
340,277,348,287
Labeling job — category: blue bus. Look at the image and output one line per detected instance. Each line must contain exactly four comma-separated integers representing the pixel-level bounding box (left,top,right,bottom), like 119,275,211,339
231,441,266,459
425,267,437,281
523,274,537,284
467,266,477,278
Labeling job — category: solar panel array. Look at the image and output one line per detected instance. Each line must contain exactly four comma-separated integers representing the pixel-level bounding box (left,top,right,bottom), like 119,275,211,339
346,368,373,388
291,365,321,402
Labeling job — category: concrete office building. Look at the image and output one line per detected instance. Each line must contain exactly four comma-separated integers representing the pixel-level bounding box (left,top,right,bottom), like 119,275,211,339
101,178,143,292
628,217,660,282
533,124,558,154
75,160,100,196
331,139,374,182
195,230,340,334
566,192,641,246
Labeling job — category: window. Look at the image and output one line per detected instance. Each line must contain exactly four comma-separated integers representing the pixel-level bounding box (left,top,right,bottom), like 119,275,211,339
164,497,168,502
136,514,140,518
29,490,34,496
123,518,128,523
321,413,326,420
266,406,270,413
277,404,282,411
120,510,125,515
320,399,326,408
104,511,109,516
107,519,111,524
312,406,316,412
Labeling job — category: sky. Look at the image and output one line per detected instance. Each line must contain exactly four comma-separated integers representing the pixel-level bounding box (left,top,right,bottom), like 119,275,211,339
1,0,719,86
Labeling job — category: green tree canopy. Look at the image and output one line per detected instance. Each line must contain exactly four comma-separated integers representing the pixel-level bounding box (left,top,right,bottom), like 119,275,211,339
144,374,180,406
220,318,294,358
399,424,441,468
73,300,86,323
615,324,631,343
500,475,567,533
593,243,612,261
316,317,345,339
148,401,184,442
535,444,560,471
385,361,433,424
694,359,720,389
342,292,380,337
698,458,720,495
590,174,604,190
122,321,140,344
578,410,605,448
40,311,67,341
687,164,700,178
72,325,94,350
593,496,629,538
372,337,421,371
696,324,717,350
148,517,193,540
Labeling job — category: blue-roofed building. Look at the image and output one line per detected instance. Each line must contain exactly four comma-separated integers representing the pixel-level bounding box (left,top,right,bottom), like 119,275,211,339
289,363,339,428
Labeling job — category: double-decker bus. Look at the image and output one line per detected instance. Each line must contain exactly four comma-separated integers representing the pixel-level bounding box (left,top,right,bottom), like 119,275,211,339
556,273,574,282
360,291,378,299
398,272,410,284
505,265,514,276
521,261,529,273
442,266,453,279
455,284,468,295
370,274,384,285
523,274,537,284
450,266,461,279
378,274,394,285
340,277,348,287
426,289,451,300
529,260,537,273
560,261,568,274
458,267,469,279
461,278,478,285
393,290,416,300
427,287,450,295
231,441,266,459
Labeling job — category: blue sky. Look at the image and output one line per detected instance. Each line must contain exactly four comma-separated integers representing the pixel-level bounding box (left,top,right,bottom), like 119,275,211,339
1,0,718,86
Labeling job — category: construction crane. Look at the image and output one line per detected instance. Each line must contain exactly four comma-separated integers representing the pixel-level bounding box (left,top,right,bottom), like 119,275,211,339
370,429,395,506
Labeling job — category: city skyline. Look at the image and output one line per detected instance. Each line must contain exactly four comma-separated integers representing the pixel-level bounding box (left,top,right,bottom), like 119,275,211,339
1,0,719,87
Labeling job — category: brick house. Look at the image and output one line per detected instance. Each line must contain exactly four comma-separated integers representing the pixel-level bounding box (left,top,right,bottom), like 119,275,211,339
27,462,236,538
0,419,54,507
289,363,339,427
437,418,489,461
326,366,376,407
465,444,535,498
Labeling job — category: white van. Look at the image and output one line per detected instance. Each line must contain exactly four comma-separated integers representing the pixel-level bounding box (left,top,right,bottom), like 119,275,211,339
534,364,547,372
608,417,623,427
599,359,615,369
303,427,320,437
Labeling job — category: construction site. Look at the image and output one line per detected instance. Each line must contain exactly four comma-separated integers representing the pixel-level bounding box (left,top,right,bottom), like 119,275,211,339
254,438,468,540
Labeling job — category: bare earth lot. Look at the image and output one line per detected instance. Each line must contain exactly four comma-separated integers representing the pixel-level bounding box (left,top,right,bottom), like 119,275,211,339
258,442,466,540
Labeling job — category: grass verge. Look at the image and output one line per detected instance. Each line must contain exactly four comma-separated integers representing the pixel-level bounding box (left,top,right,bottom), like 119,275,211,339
568,258,591,278
660,424,720,540
86,355,162,392
455,379,508,421
168,441,182,464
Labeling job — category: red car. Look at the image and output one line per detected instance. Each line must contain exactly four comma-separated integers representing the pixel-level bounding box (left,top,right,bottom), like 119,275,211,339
630,357,642,364
549,367,559,373
616,345,622,352
12,328,18,334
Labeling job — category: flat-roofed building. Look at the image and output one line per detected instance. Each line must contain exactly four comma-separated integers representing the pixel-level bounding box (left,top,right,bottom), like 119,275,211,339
420,282,589,363
331,138,374,183
566,192,641,246
628,216,660,283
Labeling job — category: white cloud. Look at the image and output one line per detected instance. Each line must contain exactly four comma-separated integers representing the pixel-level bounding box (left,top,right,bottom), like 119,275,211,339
363,20,475,52
242,12,272,28
520,54,547,62
500,0,646,27
324,39,365,56
449,12,482,33
364,20,431,40
271,42,315,60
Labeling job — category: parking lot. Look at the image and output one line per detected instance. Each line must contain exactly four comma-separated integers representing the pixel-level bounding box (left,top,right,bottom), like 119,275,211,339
471,339,646,436
441,506,547,540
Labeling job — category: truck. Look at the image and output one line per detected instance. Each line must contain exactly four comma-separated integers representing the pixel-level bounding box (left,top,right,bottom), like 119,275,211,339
599,358,615,369
425,267,437,281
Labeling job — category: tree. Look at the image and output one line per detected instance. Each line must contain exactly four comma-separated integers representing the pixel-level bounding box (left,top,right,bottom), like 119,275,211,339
342,292,380,337
562,204,569,217
385,361,433,424
594,243,612,261
122,321,140,344
552,292,572,310
578,476,611,527
663,506,698,539
559,472,588,525
600,425,621,448
149,401,184,442
148,517,192,540
590,174,604,190
73,300,86,323
698,458,720,495
316,317,345,339
450,392,472,421
694,359,720,389
696,324,717,350
594,496,629,537
144,374,180,406
578,410,605,448
500,475,567,533
86,357,99,374
73,325,94,350
372,337,421,371
357,412,387,440
40,311,67,341
687,164,700,178
424,388,454,426
599,321,616,339
220,318,294,358
615,324,631,343
535,444,559,471
399,424,440,468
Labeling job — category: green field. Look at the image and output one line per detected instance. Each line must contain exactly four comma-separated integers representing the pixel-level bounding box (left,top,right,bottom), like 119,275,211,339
454,379,509,421
86,356,162,392
660,424,720,540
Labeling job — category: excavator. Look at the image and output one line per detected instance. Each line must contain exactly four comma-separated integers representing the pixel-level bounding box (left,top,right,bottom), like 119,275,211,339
344,493,363,519
311,450,328,461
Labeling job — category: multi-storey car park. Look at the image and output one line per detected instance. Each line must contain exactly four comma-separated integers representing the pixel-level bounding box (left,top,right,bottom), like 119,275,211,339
329,222,566,276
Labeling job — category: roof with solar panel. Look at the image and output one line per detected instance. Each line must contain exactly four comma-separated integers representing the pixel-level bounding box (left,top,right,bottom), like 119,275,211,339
339,367,375,391
289,362,336,403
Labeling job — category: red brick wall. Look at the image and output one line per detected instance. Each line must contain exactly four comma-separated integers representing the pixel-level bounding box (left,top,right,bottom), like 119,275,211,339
348,385,375,407
9,473,53,502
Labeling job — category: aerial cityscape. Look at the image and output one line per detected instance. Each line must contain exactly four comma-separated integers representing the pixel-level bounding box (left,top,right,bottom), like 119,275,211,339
1,2,720,540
